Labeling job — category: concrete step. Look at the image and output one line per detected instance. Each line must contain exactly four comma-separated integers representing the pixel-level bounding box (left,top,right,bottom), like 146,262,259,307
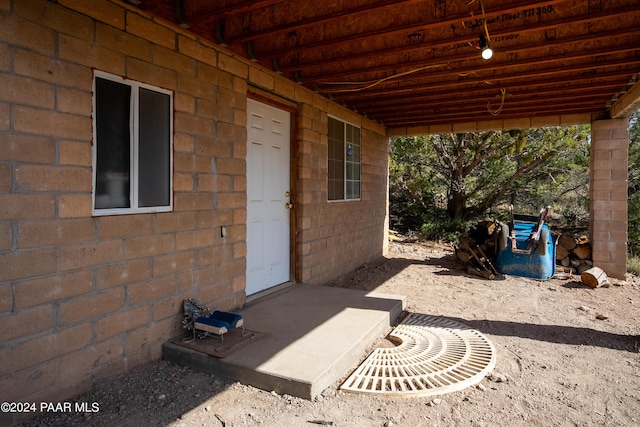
163,285,406,399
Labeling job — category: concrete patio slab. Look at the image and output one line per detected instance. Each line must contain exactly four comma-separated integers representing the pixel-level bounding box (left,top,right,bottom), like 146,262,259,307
163,285,406,399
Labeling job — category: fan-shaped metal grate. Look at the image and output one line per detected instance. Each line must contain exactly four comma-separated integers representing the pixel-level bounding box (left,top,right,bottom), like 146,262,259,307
340,313,496,397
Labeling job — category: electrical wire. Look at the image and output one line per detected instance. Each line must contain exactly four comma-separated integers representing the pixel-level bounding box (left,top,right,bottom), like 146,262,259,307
466,0,491,43
316,0,496,99
315,63,448,93
487,89,507,115
469,0,505,114
479,0,491,43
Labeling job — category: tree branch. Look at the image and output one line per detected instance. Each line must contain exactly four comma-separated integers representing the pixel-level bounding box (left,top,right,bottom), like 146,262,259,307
466,151,556,217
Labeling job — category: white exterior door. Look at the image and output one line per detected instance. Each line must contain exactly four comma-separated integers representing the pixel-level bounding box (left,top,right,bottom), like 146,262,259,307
246,99,292,295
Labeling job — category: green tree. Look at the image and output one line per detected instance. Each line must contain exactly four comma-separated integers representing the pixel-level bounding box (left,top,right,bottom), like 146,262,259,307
390,126,590,223
389,136,440,231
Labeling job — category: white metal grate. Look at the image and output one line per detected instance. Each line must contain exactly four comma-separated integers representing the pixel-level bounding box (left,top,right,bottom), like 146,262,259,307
340,313,496,397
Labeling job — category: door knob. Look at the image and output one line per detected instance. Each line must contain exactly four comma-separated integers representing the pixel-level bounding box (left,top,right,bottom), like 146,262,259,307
285,203,293,209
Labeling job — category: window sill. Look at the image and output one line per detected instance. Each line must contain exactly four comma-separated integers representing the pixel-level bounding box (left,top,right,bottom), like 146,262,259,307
92,206,172,217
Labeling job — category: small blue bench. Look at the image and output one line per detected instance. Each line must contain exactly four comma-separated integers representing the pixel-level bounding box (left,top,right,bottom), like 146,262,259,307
192,310,247,350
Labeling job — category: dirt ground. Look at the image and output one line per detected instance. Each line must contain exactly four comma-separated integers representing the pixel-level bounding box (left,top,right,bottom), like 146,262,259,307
22,240,640,427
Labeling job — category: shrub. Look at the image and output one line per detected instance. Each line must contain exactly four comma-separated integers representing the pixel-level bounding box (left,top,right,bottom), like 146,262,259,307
420,215,469,242
628,256,640,276
629,193,640,256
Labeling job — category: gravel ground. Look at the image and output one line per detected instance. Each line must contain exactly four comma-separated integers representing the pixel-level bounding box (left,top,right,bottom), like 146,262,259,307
21,241,640,427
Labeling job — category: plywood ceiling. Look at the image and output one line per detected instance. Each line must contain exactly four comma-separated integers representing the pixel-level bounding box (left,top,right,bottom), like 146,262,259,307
130,0,640,128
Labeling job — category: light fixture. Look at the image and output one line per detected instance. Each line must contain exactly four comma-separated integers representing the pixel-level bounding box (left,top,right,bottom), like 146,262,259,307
247,41,258,62
273,58,283,74
216,20,227,47
479,33,492,60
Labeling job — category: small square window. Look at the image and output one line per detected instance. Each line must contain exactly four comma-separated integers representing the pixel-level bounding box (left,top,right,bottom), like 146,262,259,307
92,72,173,215
328,117,361,201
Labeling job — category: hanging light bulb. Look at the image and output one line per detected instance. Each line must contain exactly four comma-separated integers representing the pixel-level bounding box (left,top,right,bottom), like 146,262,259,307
479,33,492,60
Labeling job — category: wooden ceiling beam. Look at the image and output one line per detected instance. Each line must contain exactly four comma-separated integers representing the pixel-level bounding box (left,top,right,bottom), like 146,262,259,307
304,27,640,81
264,3,636,66
131,0,640,129
180,0,284,27
359,86,621,116
244,0,565,56
376,86,615,113
371,99,611,121
304,27,640,83
346,82,626,122
610,80,640,118
379,104,603,126
336,67,637,104
371,90,610,113
222,0,424,45
318,65,640,113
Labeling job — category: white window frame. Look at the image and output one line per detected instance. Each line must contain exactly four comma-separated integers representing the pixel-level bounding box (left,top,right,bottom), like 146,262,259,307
328,115,361,202
92,71,173,216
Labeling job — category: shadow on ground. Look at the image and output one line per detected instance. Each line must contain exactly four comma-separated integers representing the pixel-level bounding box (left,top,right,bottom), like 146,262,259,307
446,316,639,353
329,250,639,354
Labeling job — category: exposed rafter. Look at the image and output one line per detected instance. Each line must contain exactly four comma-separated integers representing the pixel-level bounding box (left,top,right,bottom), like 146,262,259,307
131,0,640,128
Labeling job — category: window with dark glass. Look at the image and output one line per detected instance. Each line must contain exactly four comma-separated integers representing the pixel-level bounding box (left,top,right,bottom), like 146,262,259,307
328,117,361,201
93,72,172,214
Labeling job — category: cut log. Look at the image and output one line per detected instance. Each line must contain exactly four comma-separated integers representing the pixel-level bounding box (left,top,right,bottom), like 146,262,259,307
467,265,495,280
485,222,496,236
556,245,569,260
458,234,475,252
581,266,609,288
468,246,484,267
577,262,591,274
470,221,495,243
476,245,500,276
479,243,488,255
456,250,472,264
573,243,592,260
558,234,577,250
560,257,571,267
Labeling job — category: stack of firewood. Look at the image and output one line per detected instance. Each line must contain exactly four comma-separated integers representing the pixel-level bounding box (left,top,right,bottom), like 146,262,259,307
555,233,593,274
455,221,501,280
455,221,595,279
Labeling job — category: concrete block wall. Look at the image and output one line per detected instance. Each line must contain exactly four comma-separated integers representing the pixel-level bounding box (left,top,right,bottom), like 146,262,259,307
296,102,389,285
590,119,629,279
0,0,390,421
0,0,247,422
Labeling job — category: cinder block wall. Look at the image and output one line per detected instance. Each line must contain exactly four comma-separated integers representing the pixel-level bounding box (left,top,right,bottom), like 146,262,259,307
0,0,249,418
590,119,629,279
296,102,389,284
0,0,389,421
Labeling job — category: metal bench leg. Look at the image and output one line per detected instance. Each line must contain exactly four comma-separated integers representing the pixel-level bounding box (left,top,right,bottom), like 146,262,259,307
216,333,224,351
185,327,197,343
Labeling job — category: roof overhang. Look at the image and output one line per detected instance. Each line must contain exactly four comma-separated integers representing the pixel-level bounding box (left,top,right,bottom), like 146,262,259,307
126,0,640,131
